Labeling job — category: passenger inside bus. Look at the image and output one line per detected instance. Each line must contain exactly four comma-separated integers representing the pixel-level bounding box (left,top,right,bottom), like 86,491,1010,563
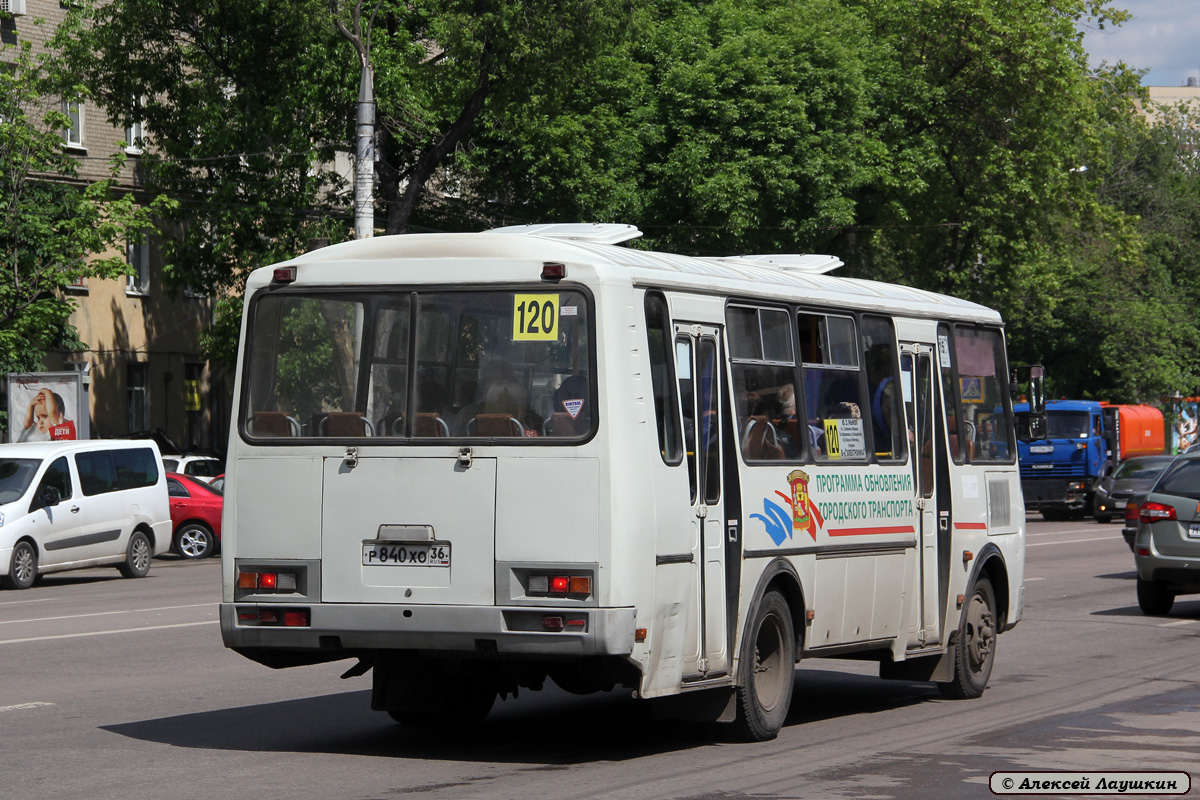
456,362,543,436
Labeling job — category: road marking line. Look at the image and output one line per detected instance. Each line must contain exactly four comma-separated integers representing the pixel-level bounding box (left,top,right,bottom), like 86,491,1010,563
0,598,54,607
0,603,217,626
1027,528,1118,537
0,620,217,645
0,702,55,712
1024,577,1046,581
1158,619,1198,627
1028,536,1116,547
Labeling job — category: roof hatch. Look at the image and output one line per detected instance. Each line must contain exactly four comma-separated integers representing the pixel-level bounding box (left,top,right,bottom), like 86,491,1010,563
487,223,643,245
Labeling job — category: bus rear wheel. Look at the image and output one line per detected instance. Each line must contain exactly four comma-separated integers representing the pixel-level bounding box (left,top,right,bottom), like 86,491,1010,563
938,576,996,699
377,662,496,730
731,590,795,741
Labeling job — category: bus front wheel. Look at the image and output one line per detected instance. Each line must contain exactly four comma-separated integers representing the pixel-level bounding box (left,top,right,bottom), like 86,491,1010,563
938,576,996,699
731,590,796,741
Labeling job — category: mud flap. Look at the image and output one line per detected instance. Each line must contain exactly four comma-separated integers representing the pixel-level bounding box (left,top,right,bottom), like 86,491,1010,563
879,646,955,683
650,686,737,723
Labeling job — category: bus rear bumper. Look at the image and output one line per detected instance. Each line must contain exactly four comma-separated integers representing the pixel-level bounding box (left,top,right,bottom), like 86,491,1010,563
220,602,637,660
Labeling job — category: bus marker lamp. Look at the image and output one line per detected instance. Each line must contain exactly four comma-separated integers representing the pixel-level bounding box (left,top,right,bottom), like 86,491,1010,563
238,570,298,592
530,574,591,596
541,262,566,281
236,608,311,627
272,267,297,284
542,616,565,631
283,610,310,627
963,550,974,565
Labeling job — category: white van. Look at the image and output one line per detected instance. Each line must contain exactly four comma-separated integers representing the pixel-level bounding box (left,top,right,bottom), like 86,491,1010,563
0,440,172,589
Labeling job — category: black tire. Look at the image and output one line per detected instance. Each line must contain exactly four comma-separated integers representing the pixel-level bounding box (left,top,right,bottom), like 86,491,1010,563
174,524,214,559
1136,578,1174,616
1,540,38,590
731,590,796,741
117,531,152,579
938,577,997,699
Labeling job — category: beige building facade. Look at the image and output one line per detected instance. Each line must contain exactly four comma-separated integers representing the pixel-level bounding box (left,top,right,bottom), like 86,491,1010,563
2,0,229,453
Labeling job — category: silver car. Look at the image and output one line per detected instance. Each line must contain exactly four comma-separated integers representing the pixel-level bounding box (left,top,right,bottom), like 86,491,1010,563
1133,452,1200,615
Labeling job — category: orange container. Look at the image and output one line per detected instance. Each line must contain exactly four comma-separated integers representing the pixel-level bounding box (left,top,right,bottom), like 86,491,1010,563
1112,404,1165,458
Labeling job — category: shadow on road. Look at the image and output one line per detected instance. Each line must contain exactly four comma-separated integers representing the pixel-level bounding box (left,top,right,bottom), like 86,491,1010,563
101,669,940,762
789,670,935,725
1095,571,1136,580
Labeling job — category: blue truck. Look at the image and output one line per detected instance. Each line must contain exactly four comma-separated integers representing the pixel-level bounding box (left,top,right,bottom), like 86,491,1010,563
1015,399,1110,520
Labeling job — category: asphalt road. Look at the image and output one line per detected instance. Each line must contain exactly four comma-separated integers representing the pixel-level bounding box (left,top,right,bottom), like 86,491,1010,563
1,516,1197,800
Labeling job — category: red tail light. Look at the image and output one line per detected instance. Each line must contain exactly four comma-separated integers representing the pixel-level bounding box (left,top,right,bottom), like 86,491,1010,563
1139,502,1176,524
1124,502,1139,522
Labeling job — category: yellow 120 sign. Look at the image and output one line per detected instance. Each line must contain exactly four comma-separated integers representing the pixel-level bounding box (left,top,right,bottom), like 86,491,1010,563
512,294,559,341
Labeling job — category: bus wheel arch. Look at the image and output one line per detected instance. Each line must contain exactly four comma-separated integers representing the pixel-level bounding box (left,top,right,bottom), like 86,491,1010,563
731,560,805,741
973,547,1010,632
939,550,1005,700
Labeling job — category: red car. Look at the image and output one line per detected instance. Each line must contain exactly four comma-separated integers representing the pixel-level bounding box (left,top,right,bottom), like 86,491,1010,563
166,472,223,559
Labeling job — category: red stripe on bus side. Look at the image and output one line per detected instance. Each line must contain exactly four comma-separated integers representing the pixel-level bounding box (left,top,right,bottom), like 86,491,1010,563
954,522,988,530
826,526,916,537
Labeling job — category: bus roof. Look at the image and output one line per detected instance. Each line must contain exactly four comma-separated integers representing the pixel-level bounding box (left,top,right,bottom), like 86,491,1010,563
257,229,1003,325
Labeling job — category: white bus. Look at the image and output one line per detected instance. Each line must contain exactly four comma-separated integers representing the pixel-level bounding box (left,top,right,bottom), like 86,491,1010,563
220,223,1028,741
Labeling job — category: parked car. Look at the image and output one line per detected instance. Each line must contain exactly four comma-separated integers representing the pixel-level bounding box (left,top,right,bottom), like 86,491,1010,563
1132,451,1200,615
1121,495,1144,551
209,474,224,494
167,473,223,559
0,440,171,589
1093,455,1177,523
162,455,223,484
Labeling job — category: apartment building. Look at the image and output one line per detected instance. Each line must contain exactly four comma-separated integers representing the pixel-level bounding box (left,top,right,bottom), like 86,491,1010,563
2,0,228,453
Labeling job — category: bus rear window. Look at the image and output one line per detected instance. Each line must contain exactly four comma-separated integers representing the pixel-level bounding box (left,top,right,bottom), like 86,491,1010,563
242,289,593,442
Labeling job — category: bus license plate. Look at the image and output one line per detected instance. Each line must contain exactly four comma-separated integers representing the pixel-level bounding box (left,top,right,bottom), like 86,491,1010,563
362,542,451,567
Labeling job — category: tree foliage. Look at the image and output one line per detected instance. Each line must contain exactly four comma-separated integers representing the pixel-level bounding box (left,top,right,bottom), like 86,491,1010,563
0,37,167,376
62,0,1200,402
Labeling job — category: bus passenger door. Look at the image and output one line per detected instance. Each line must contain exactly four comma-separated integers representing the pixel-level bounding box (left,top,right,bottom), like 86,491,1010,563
676,325,729,679
902,346,941,647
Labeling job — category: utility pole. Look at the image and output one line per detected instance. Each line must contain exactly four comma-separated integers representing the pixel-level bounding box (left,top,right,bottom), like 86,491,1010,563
354,63,375,240
333,1,382,239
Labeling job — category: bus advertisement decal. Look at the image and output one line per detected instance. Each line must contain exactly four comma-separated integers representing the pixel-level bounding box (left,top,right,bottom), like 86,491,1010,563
751,469,918,547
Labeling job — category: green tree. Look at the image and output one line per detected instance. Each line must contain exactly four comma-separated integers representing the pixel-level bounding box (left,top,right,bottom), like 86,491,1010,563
70,0,632,364
0,39,166,376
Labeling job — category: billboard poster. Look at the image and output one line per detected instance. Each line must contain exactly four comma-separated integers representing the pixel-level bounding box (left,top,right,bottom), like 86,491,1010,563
1172,400,1199,454
6,372,86,443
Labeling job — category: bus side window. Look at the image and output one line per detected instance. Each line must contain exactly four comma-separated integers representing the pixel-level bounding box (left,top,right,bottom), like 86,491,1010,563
726,304,799,462
645,293,683,464
862,316,905,461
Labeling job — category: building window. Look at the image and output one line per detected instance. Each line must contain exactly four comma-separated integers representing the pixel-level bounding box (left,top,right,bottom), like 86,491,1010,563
126,238,150,295
127,362,148,433
125,119,143,154
62,100,83,149
125,95,144,154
